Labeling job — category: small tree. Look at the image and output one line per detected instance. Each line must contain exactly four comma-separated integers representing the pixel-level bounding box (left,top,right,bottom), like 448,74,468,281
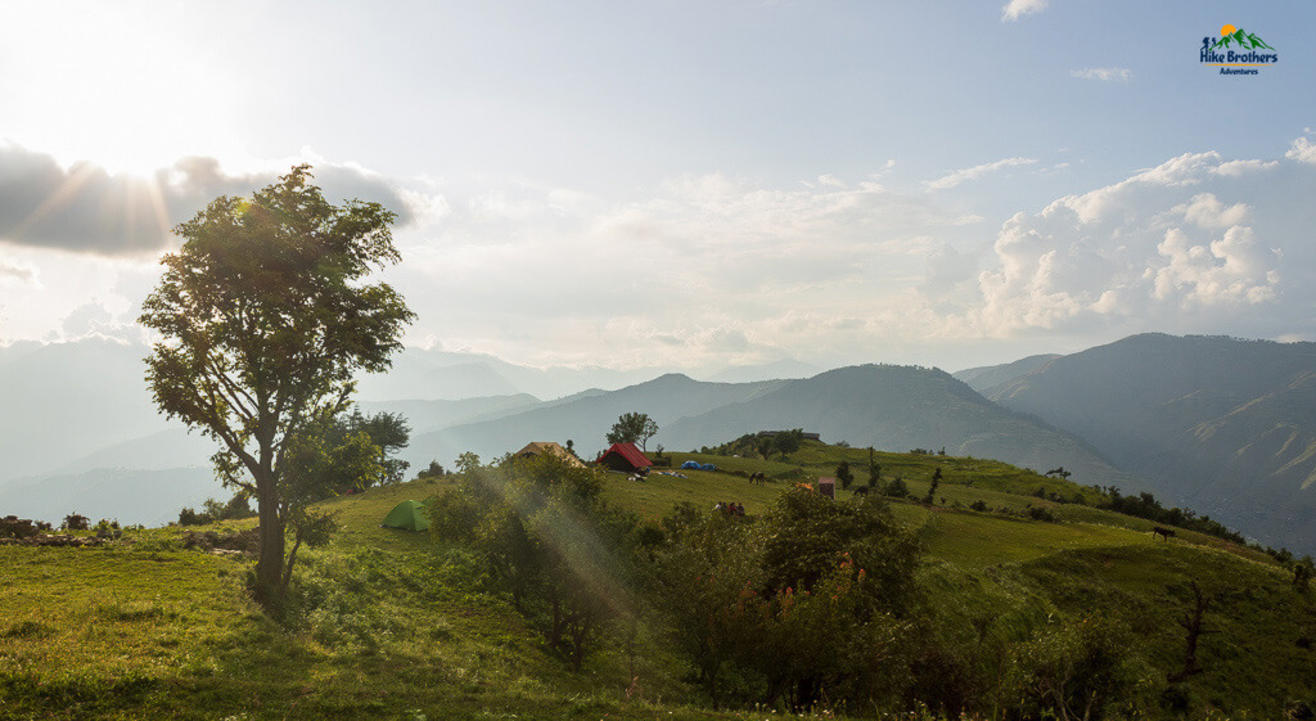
835,461,854,490
1294,556,1314,593
1167,580,1216,683
774,429,804,459
140,165,414,613
923,467,942,505
607,412,659,451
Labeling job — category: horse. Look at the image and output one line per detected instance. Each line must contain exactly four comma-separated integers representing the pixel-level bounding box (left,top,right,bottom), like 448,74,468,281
748,471,766,486
1152,526,1176,541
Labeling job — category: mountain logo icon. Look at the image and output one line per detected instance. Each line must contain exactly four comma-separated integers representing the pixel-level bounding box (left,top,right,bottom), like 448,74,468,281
1210,24,1275,51
1199,24,1278,75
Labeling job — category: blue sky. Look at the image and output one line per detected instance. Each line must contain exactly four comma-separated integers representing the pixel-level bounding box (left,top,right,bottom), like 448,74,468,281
0,0,1313,373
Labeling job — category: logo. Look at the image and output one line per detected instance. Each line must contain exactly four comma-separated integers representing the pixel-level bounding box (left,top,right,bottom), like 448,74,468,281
1200,24,1278,75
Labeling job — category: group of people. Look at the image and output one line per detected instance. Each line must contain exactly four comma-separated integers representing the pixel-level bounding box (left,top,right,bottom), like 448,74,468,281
712,501,746,516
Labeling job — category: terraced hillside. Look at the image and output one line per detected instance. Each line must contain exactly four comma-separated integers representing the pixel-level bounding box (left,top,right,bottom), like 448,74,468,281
2,441,1312,720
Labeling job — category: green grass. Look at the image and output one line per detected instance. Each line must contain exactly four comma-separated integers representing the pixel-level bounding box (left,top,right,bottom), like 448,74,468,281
2,441,1311,719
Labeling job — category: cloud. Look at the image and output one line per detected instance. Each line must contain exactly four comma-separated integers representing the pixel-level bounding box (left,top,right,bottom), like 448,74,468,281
0,261,35,284
968,149,1308,336
389,166,983,368
1287,135,1316,165
925,157,1037,191
0,145,416,256
1002,0,1048,21
1070,67,1132,82
1212,159,1278,176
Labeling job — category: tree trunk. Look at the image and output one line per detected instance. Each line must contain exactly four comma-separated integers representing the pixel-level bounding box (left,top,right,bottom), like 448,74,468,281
254,471,285,614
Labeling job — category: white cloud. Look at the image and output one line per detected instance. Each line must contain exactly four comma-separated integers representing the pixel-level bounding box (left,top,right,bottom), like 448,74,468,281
0,260,35,284
1213,159,1278,176
925,157,1037,191
1070,67,1132,82
1286,135,1316,165
1002,0,1048,21
968,150,1303,336
1174,193,1250,229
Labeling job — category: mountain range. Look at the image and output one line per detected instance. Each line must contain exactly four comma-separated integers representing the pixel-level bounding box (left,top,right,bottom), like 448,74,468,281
4,332,1315,554
957,333,1316,553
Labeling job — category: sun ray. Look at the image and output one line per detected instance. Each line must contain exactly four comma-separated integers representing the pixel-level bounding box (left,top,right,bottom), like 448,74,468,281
10,162,101,241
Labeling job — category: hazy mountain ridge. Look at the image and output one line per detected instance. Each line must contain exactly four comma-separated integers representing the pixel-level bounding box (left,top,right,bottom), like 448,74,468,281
953,353,1059,392
0,338,173,482
657,364,1134,488
963,333,1316,551
0,466,221,526
402,374,789,468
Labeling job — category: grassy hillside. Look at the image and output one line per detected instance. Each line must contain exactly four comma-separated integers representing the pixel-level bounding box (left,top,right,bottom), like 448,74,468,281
2,442,1312,719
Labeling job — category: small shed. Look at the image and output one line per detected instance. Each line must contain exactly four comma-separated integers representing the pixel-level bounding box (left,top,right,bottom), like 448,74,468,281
596,443,653,472
817,477,836,500
514,441,586,468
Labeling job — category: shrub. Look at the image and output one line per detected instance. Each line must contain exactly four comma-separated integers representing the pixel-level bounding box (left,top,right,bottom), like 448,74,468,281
1027,506,1056,522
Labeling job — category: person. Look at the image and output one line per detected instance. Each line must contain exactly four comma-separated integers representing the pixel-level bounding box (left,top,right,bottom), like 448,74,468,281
712,502,722,513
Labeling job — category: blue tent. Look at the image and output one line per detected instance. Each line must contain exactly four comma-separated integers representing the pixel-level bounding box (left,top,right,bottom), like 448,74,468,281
681,460,701,470
701,463,717,471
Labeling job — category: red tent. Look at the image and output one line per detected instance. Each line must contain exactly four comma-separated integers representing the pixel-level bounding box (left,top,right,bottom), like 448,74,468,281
596,442,653,472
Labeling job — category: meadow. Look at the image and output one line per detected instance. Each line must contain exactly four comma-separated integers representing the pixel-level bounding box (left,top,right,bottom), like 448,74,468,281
1,441,1311,719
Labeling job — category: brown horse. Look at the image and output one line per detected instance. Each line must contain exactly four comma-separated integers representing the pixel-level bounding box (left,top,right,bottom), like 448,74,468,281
1152,526,1176,541
748,471,766,486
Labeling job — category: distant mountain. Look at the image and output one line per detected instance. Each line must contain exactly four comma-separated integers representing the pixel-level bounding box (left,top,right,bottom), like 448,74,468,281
953,354,1060,392
658,365,1133,487
0,466,222,526
700,359,820,384
354,347,663,401
970,334,1316,553
403,374,787,468
410,366,1135,493
357,393,541,434
0,338,173,483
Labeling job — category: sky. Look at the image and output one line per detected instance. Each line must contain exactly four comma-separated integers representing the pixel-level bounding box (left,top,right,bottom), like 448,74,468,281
1,0,1314,374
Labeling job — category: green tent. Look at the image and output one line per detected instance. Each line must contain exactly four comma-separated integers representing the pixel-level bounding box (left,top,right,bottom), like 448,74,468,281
381,500,430,532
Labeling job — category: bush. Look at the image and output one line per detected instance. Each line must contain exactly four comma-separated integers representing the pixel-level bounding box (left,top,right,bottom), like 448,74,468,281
1027,506,1057,522
970,500,988,512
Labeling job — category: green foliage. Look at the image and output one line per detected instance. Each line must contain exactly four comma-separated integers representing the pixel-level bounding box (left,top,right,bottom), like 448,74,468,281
773,429,804,459
834,460,853,490
427,451,634,670
1003,615,1148,720
139,165,414,612
178,493,254,526
650,488,920,711
606,412,659,451
417,460,446,479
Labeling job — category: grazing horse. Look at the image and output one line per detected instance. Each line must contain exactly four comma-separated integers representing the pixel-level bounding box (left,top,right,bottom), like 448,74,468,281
748,471,766,486
1152,526,1176,541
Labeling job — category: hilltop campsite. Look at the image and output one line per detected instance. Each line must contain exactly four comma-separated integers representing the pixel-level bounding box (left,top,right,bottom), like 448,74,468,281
4,432,1315,720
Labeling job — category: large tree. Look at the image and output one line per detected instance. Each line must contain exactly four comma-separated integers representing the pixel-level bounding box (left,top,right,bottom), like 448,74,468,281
140,165,414,612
